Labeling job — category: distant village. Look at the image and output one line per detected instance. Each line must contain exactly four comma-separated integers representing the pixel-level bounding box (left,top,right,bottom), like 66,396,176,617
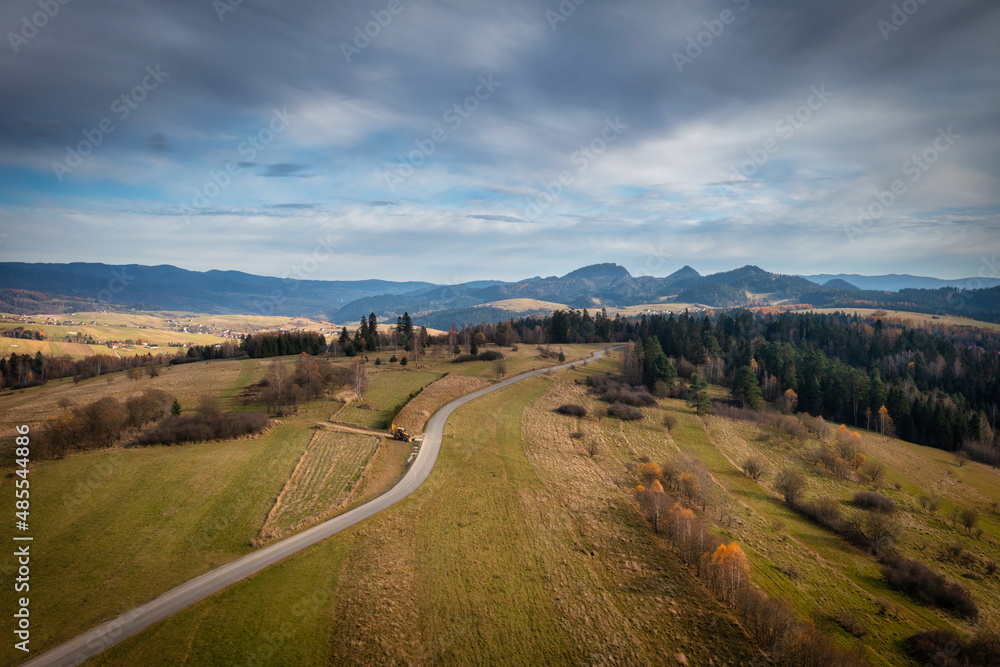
0,312,334,353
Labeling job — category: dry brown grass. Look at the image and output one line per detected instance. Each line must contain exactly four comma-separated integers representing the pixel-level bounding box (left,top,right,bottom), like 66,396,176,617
392,374,490,432
256,429,380,543
514,377,763,665
0,357,264,431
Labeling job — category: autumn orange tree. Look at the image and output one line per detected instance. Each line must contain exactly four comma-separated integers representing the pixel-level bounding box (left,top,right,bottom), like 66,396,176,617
709,543,750,603
777,388,798,414
639,462,662,486
878,405,893,436
679,472,701,505
638,480,668,533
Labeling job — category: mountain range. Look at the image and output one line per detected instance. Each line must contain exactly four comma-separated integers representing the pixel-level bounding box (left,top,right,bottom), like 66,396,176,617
1,261,998,327
800,273,1000,292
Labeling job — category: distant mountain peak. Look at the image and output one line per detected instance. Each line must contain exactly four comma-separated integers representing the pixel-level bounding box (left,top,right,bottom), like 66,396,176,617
561,263,632,280
668,265,700,280
823,278,860,291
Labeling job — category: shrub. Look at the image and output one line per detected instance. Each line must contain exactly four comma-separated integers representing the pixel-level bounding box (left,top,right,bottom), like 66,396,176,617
608,402,643,421
453,351,505,363
907,629,1000,667
773,467,806,503
962,440,1000,467
663,413,678,432
835,610,869,638
536,345,560,360
741,456,767,481
777,415,809,441
853,491,896,513
555,404,587,417
792,496,848,535
799,413,829,439
639,462,662,485
125,389,174,428
135,411,269,446
400,356,408,366
861,461,886,486
599,386,656,406
653,380,672,398
389,355,398,363
881,554,979,618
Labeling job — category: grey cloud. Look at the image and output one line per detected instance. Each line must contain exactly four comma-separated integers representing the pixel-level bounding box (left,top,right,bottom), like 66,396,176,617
260,163,309,177
466,214,523,223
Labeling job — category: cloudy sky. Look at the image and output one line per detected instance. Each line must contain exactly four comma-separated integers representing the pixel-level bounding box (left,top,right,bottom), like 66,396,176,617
0,0,998,283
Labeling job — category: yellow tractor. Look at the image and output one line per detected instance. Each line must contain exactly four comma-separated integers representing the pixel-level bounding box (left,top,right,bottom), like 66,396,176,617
390,423,414,442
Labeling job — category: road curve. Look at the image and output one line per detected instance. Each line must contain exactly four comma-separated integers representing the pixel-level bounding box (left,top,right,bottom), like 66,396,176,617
23,347,613,667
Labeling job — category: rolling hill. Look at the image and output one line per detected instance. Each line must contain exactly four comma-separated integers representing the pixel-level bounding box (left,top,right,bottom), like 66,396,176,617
2,261,999,326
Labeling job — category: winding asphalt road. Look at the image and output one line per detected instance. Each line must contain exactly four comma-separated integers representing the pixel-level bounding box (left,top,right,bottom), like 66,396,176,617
23,347,612,667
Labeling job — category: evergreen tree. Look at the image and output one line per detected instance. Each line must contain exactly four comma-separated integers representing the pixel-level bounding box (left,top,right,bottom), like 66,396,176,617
368,312,378,351
732,365,763,410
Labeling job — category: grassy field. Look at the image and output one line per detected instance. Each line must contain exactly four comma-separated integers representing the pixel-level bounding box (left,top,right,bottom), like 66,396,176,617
0,346,473,664
0,414,316,658
332,369,443,430
5,342,990,665
95,369,763,666
0,357,266,431
392,374,491,432
0,345,607,664
481,297,568,311
0,309,343,359
258,430,381,540
805,307,1000,331
526,371,1000,666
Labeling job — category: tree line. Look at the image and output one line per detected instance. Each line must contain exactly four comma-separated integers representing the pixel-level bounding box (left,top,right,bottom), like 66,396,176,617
499,308,999,461
0,351,174,389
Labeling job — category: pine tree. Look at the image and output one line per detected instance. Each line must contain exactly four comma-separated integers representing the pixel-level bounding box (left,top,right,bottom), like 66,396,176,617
732,365,763,410
367,312,378,351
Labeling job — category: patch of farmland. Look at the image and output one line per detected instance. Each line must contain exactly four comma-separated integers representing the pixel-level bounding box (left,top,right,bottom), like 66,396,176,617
0,357,245,428
334,368,443,430
257,429,380,541
392,374,491,432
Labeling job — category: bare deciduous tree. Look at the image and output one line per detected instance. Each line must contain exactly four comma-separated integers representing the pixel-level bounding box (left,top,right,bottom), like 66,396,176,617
850,509,899,558
349,357,370,402
741,456,767,481
960,508,979,535
774,467,806,503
